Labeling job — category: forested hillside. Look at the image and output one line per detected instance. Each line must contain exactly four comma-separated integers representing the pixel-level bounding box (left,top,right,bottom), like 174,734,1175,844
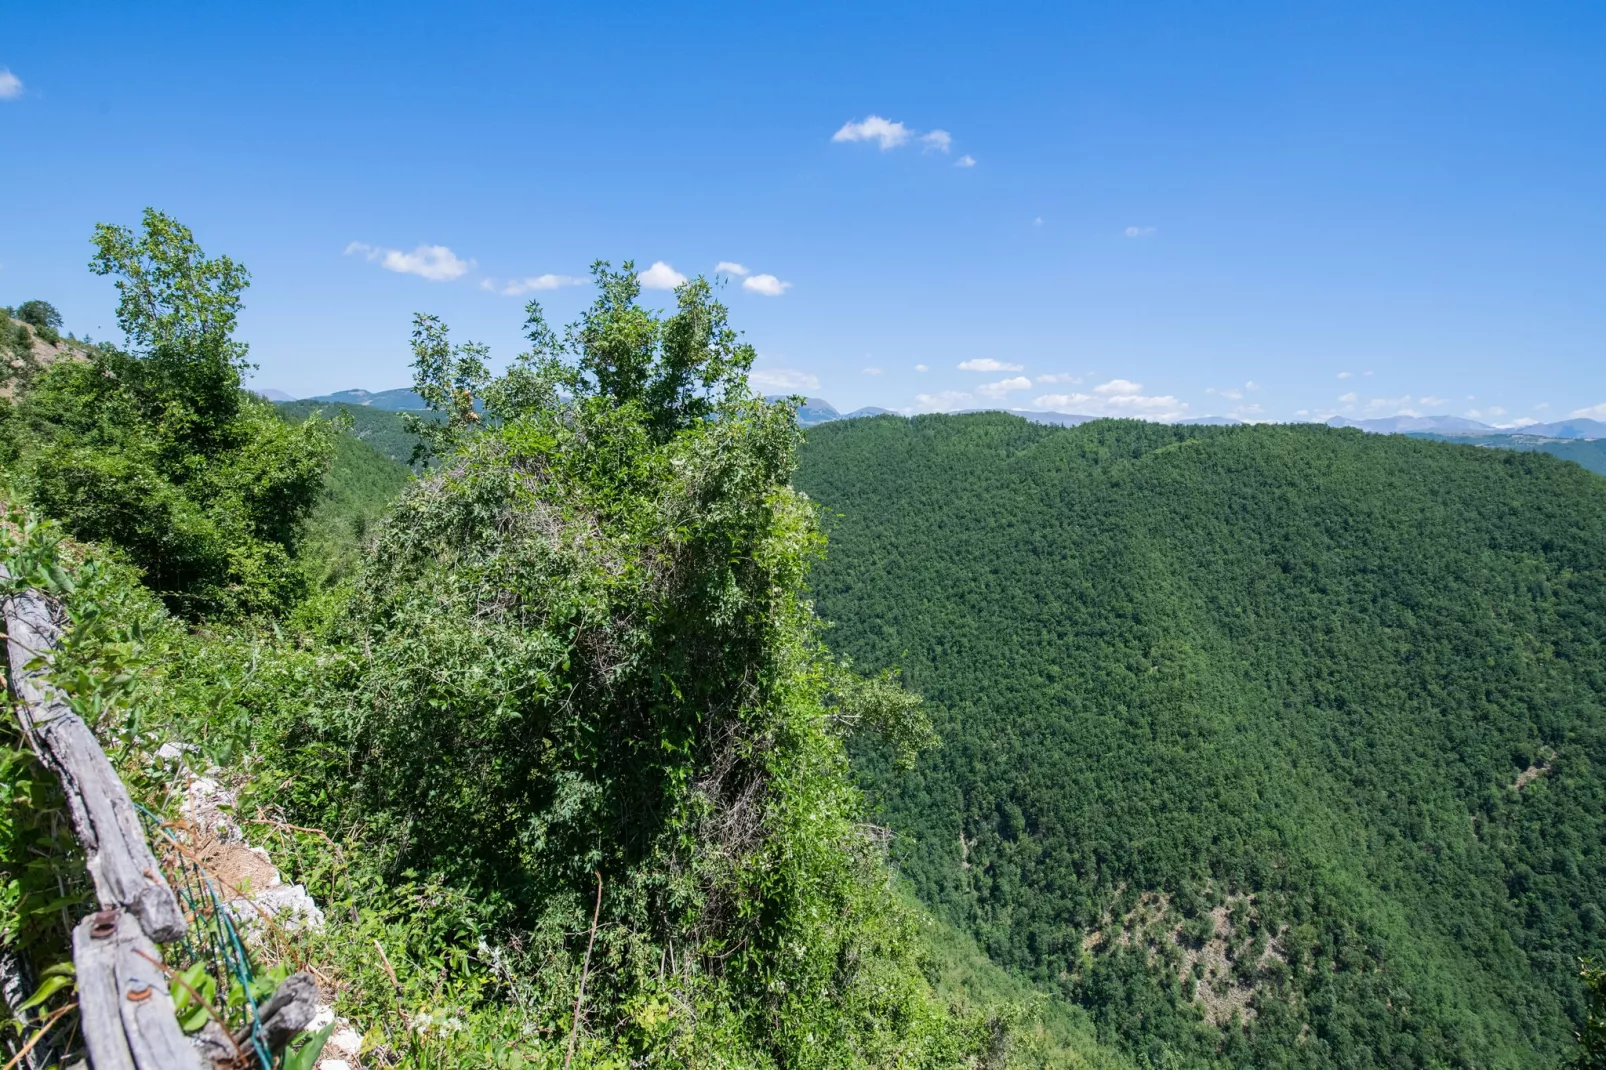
796,415,1606,1068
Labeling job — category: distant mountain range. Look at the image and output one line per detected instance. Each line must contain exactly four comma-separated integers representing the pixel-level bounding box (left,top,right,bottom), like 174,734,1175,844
261,387,1606,442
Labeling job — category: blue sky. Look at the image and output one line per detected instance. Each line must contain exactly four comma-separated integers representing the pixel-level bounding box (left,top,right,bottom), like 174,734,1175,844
3,1,1603,424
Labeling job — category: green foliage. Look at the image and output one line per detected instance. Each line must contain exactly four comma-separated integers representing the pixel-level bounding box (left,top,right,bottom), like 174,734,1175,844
1578,960,1606,1069
796,414,1606,1069
14,301,62,333
275,398,430,466
250,271,972,1064
290,423,414,586
6,210,336,617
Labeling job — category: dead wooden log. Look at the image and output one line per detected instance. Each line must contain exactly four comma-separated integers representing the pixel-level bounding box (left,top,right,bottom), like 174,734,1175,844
1,577,186,942
4,572,202,1067
71,910,204,1070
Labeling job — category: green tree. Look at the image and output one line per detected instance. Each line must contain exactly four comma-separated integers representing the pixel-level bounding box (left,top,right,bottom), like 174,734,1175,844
269,267,965,1064
1578,961,1606,1069
14,300,62,331
10,210,334,617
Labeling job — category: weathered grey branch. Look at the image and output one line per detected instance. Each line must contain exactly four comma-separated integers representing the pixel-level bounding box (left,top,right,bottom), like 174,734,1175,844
1,576,186,942
72,910,203,1070
4,572,201,1068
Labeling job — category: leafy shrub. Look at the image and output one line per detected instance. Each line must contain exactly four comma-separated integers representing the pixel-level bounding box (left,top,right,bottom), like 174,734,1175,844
8,211,334,617
263,264,973,1064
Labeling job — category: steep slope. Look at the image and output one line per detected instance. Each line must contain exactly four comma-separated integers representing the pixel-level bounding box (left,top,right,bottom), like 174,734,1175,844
796,414,1606,1068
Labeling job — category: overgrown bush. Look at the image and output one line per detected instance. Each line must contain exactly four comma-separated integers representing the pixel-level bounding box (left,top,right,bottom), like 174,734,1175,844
6,211,335,617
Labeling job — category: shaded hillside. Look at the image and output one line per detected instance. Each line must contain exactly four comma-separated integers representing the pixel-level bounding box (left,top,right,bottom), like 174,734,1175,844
1409,431,1606,476
276,398,428,465
796,415,1606,1068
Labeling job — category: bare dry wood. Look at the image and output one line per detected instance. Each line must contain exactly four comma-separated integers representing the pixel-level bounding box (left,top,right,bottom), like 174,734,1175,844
72,910,204,1070
4,573,202,1068
1,577,186,942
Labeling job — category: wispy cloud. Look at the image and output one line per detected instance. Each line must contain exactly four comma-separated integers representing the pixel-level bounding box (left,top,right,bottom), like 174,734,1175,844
977,376,1032,399
715,261,750,276
1124,226,1156,238
1365,394,1416,413
915,364,929,372
0,70,22,100
1207,386,1244,401
833,115,912,150
345,241,472,281
482,274,585,296
955,154,976,168
1032,378,1188,421
1419,395,1449,408
750,367,820,393
1338,392,1358,404
1571,402,1606,420
834,115,964,160
913,390,975,413
742,273,791,296
1337,371,1354,380
958,358,1024,372
862,367,883,376
637,261,687,290
1036,373,1081,384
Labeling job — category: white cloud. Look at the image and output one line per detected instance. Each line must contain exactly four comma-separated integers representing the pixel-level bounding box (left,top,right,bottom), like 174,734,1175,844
715,261,750,276
742,273,791,296
750,367,820,393
1036,373,1081,384
1032,388,1188,421
483,273,585,296
1033,217,1044,226
958,357,1024,372
1365,394,1414,412
1571,402,1606,420
915,364,929,372
977,376,1032,399
955,154,976,168
1466,409,1483,419
1245,380,1260,391
637,261,687,290
1124,226,1156,238
832,115,912,150
1506,417,1540,428
862,367,883,376
1093,378,1143,395
1338,391,1358,404
1337,371,1354,380
913,390,975,413
0,70,22,100
1535,401,1550,410
1207,386,1244,400
345,241,472,281
1487,406,1506,417
1419,395,1448,408
921,129,952,153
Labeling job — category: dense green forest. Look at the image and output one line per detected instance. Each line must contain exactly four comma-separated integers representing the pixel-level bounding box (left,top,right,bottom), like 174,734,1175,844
795,414,1606,1068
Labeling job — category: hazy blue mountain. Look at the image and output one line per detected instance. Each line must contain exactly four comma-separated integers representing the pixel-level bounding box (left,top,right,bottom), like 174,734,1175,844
307,387,430,410
1179,416,1243,426
1511,418,1606,439
251,387,297,402
843,406,896,418
1327,414,1497,434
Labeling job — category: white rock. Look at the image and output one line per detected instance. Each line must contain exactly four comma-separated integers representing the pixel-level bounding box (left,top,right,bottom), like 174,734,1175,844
329,1026,363,1056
